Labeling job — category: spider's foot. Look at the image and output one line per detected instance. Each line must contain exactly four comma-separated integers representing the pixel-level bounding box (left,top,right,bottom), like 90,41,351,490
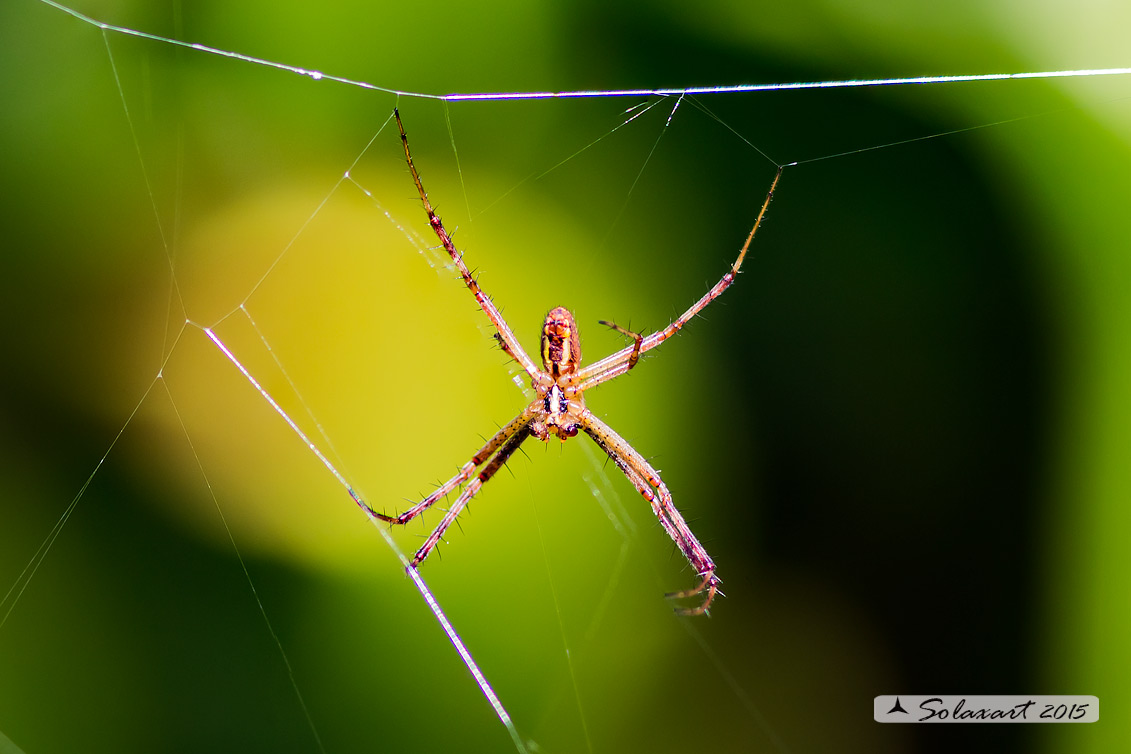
666,571,723,616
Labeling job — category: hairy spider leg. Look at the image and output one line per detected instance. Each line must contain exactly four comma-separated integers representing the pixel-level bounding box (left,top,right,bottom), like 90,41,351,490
579,407,719,615
394,108,546,385
407,422,534,566
596,320,644,371
370,407,536,529
574,166,783,394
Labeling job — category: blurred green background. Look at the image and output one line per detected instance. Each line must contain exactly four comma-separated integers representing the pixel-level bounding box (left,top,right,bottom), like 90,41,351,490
2,1,1129,752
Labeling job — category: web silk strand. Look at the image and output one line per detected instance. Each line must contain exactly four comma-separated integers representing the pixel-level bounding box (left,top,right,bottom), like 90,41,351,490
37,1,1131,101
201,326,527,753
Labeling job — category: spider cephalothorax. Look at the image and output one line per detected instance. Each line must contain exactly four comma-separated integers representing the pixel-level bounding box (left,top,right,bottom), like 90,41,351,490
368,109,782,615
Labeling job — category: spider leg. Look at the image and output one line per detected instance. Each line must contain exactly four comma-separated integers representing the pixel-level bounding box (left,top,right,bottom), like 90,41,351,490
409,423,532,566
369,405,536,528
576,167,783,393
394,109,544,384
578,407,720,616
597,320,643,371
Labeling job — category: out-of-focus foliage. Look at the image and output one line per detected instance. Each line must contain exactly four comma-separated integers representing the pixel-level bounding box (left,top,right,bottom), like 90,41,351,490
1,1,1128,752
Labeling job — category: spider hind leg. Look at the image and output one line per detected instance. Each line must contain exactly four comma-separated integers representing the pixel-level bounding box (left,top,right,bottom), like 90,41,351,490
579,408,720,615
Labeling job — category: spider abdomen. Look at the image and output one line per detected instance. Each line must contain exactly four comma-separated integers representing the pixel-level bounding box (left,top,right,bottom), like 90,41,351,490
541,306,581,376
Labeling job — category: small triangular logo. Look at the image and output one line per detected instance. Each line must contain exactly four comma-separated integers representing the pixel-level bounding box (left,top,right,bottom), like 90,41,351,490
887,697,909,714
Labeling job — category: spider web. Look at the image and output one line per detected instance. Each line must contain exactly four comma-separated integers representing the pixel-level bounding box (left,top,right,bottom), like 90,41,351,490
2,1,1131,753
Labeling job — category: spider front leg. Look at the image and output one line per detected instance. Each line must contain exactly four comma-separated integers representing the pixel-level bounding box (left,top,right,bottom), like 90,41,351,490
394,108,543,382
578,407,720,616
576,166,784,394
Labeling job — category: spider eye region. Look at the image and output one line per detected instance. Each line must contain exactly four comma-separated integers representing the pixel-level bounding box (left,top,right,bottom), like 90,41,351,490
541,306,581,376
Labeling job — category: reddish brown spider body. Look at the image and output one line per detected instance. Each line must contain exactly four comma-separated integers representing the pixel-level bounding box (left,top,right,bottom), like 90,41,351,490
367,109,782,615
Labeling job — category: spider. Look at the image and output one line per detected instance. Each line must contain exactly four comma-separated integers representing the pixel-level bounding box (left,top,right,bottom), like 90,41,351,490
368,109,781,615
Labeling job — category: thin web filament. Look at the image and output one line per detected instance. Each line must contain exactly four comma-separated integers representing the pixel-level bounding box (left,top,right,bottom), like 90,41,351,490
38,0,1131,103
201,326,528,752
